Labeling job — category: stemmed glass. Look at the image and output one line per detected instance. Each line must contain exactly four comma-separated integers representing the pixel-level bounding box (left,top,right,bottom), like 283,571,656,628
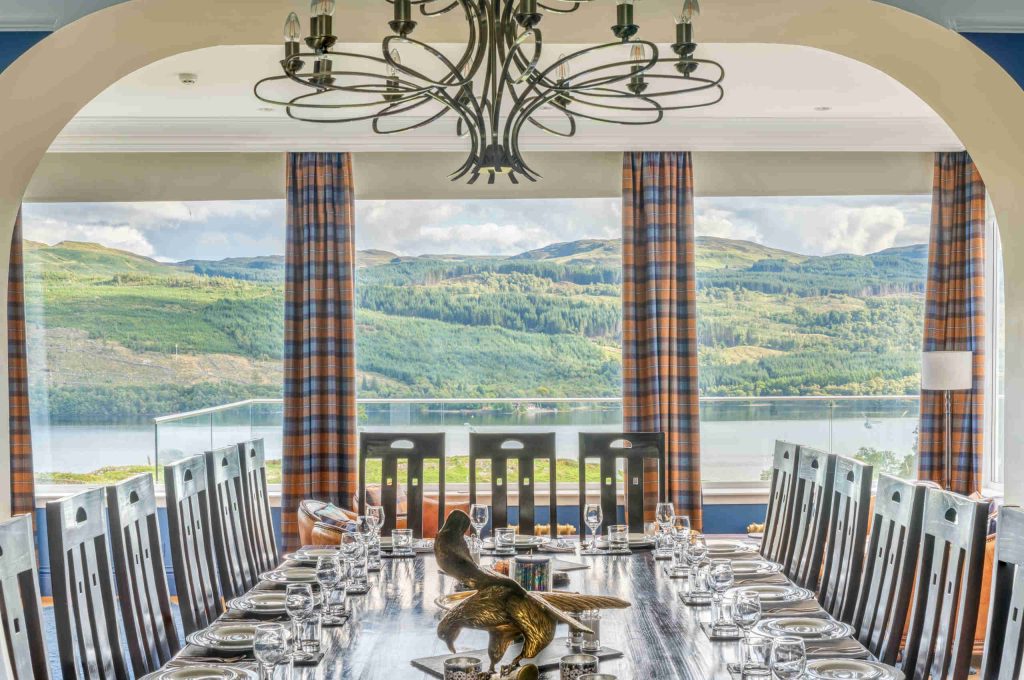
685,533,708,586
254,623,291,680
315,555,345,625
709,559,735,633
284,584,314,658
670,515,692,570
733,591,762,641
339,532,361,592
655,502,675,556
355,515,380,570
367,504,385,534
770,637,807,679
470,504,489,550
581,503,605,555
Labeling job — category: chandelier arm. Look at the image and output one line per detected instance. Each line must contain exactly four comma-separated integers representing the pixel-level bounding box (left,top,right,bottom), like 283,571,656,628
536,1,582,14
256,73,445,111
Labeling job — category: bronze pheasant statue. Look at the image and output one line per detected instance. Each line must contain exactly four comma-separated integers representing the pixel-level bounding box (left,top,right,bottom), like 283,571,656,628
434,510,630,675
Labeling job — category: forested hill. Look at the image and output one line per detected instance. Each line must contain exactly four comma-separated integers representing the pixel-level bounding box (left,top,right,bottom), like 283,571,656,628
23,236,928,420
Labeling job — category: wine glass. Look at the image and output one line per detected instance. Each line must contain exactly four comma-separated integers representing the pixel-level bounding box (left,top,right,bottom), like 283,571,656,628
655,502,675,555
770,637,806,680
254,623,291,680
470,504,489,548
709,559,735,631
315,555,343,624
355,516,374,543
733,591,762,641
671,515,692,568
581,503,604,555
285,584,314,653
366,505,385,536
686,533,708,585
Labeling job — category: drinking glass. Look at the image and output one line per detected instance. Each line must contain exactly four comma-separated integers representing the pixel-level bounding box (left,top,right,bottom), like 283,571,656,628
606,524,629,554
686,533,708,583
297,614,322,655
254,623,291,680
671,515,692,570
733,592,762,641
709,559,735,631
655,502,675,555
579,610,602,652
315,555,344,624
348,541,369,592
391,528,414,556
356,516,380,570
285,584,314,653
770,637,806,680
494,527,517,555
366,505,385,536
470,503,490,544
581,504,604,555
560,653,599,680
740,636,772,679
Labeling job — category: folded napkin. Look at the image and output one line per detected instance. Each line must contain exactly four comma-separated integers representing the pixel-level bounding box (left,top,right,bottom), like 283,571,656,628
804,639,870,659
732,574,789,586
170,655,250,665
760,599,827,617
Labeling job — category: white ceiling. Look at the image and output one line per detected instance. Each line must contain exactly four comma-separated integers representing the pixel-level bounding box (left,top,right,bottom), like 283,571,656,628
53,43,961,153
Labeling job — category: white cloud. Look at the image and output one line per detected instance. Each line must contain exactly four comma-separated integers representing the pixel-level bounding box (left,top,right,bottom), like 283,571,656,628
695,208,763,242
24,217,156,256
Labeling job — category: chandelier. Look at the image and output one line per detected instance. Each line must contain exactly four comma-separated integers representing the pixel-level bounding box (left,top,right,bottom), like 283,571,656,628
255,0,724,184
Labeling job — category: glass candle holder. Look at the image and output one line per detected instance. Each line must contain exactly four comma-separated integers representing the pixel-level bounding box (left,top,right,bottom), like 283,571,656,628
513,555,553,592
741,636,772,679
560,653,599,680
606,525,629,554
391,529,413,556
494,527,517,555
579,610,602,652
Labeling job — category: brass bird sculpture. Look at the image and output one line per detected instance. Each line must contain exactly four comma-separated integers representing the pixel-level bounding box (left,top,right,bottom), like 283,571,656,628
434,510,630,675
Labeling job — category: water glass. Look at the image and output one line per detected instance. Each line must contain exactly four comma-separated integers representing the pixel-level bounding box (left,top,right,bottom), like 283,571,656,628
733,592,762,640
391,528,414,556
314,556,345,624
740,636,771,679
655,502,675,555
770,637,807,680
581,504,605,555
687,565,712,598
494,527,517,555
470,503,489,540
444,655,483,680
366,504,385,535
579,610,602,652
464,534,481,564
606,525,629,554
709,559,735,630
253,623,291,680
560,653,599,680
348,542,369,592
297,614,322,655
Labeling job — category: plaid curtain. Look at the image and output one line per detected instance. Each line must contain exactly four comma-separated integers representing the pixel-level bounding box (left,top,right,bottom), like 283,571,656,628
8,210,34,517
918,151,986,494
281,153,358,550
622,152,703,530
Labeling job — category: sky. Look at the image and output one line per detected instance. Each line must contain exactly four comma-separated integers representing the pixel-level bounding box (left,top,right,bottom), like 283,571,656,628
21,194,931,262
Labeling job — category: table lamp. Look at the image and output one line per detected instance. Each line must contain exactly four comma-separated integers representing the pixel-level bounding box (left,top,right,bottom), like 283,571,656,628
921,350,974,489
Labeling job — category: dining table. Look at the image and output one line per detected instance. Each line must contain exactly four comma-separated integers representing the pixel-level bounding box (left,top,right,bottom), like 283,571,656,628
161,537,900,680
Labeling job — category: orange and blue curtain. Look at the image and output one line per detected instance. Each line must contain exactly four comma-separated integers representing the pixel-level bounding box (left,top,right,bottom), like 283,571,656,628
622,152,703,529
281,153,359,550
8,210,34,517
919,151,986,495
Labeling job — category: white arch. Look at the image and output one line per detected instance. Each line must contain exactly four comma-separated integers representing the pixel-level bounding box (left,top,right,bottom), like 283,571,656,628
1,0,1022,514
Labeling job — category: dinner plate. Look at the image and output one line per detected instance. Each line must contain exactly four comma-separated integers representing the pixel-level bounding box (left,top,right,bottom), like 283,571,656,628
141,666,257,679
731,583,814,603
595,533,656,549
706,539,759,555
285,547,343,564
186,622,258,652
259,566,318,585
748,532,765,540
753,617,855,641
730,559,783,576
806,659,902,680
483,535,549,549
226,591,288,615
412,538,435,553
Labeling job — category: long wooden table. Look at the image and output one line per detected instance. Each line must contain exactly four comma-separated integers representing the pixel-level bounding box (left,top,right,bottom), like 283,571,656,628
171,547,881,679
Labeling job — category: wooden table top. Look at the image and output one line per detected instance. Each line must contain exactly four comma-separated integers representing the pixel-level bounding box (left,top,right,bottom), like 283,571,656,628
173,546,885,679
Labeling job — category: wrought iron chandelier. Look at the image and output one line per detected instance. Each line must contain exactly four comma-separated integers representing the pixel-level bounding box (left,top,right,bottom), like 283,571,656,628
255,0,724,184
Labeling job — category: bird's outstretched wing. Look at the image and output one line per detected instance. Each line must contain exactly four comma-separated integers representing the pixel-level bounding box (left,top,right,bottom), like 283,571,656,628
538,591,632,613
524,592,590,631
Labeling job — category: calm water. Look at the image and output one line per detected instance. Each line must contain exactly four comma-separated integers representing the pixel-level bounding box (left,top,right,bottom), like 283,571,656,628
32,409,918,483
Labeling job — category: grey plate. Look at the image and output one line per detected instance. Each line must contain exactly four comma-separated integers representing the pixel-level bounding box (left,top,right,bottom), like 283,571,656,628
731,583,814,603
185,622,258,652
753,617,855,641
807,659,903,680
141,667,257,679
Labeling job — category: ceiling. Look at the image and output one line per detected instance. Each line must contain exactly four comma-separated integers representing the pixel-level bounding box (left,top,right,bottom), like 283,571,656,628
52,43,961,153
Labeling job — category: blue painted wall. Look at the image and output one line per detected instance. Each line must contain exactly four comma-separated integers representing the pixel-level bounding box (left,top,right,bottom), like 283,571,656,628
962,33,1024,90
0,32,49,72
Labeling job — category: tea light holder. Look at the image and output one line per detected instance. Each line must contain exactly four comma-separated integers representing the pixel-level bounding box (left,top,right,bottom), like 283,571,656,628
444,655,483,680
560,653,599,680
513,554,553,592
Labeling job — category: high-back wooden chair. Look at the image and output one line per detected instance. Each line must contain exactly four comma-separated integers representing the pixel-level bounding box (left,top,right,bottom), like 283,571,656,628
46,487,130,680
817,455,872,623
902,487,990,680
205,444,259,599
359,432,446,538
106,474,180,676
0,515,50,680
165,454,224,635
578,432,666,534
237,438,279,573
469,433,557,536
761,441,800,564
851,475,926,664
980,505,1024,680
784,446,836,590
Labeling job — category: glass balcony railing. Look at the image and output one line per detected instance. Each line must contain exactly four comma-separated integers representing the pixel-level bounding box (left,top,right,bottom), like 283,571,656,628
153,395,921,485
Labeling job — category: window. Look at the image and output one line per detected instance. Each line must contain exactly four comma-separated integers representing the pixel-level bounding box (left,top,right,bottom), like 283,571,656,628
985,199,1005,491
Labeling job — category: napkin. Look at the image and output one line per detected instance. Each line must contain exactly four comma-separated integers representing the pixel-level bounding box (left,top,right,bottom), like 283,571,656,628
804,639,871,659
759,599,827,617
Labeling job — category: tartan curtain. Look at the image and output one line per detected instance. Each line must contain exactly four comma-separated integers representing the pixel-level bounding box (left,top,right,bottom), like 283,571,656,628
621,152,703,530
281,153,359,550
918,151,986,494
8,210,34,517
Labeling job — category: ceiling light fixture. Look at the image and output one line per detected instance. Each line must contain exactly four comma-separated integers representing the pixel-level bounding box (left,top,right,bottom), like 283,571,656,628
255,0,724,184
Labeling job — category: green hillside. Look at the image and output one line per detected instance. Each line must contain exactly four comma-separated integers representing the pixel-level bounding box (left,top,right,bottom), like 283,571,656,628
22,236,927,420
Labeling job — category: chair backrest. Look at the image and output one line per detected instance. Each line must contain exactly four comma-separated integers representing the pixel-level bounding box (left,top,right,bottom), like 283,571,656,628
164,454,224,635
902,487,990,680
106,474,180,676
980,505,1024,680
818,455,873,623
578,433,666,534
205,444,259,599
237,438,279,573
0,515,50,680
46,487,129,680
469,433,557,536
761,441,800,564
851,475,926,664
359,432,446,538
784,446,836,590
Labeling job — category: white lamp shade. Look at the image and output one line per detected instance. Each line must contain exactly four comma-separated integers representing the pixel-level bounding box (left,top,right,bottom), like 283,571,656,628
921,351,974,391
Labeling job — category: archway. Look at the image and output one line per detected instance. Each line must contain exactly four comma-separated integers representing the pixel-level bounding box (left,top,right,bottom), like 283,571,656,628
1,0,1022,513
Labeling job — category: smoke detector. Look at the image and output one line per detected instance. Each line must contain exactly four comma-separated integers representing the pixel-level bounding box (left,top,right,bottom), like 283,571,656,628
178,73,198,85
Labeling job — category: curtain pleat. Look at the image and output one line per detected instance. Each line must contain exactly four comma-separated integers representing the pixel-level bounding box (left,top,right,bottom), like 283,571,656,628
621,152,703,529
918,151,986,494
281,153,359,550
8,209,35,516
